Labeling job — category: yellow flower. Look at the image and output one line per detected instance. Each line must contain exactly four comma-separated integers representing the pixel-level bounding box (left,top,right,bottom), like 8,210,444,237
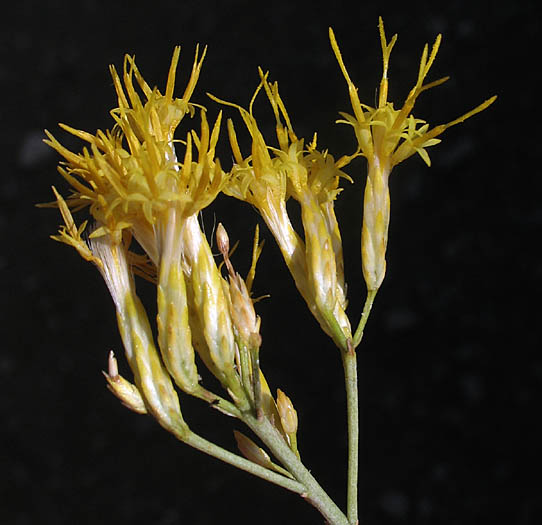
44,46,226,257
109,46,204,144
210,70,352,349
89,218,188,435
46,46,254,421
330,17,496,291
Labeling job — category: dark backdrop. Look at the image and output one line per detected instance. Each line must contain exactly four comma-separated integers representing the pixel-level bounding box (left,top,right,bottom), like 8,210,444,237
2,1,539,524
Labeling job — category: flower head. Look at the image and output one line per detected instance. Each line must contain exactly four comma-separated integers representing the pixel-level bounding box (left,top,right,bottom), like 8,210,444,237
210,70,352,348
330,18,496,291
330,17,496,169
45,45,263,424
44,46,226,258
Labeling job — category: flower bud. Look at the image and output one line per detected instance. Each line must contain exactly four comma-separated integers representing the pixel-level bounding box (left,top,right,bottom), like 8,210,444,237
216,222,230,256
217,223,260,345
103,351,147,414
233,430,273,469
276,389,298,435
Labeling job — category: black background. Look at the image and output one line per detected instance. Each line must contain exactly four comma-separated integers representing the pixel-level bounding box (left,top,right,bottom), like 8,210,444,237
2,1,539,524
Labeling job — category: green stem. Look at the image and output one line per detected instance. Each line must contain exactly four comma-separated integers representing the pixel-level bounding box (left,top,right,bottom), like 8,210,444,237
242,413,350,525
239,342,253,402
353,290,377,349
342,289,377,524
179,429,306,495
250,344,262,415
193,385,243,418
342,342,358,525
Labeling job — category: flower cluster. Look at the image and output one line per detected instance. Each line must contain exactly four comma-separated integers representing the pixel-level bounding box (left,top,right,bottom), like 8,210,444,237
43,19,494,523
45,48,298,455
210,70,352,349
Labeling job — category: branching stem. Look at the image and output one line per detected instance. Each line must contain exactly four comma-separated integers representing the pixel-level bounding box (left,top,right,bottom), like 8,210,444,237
179,429,306,495
242,413,350,525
